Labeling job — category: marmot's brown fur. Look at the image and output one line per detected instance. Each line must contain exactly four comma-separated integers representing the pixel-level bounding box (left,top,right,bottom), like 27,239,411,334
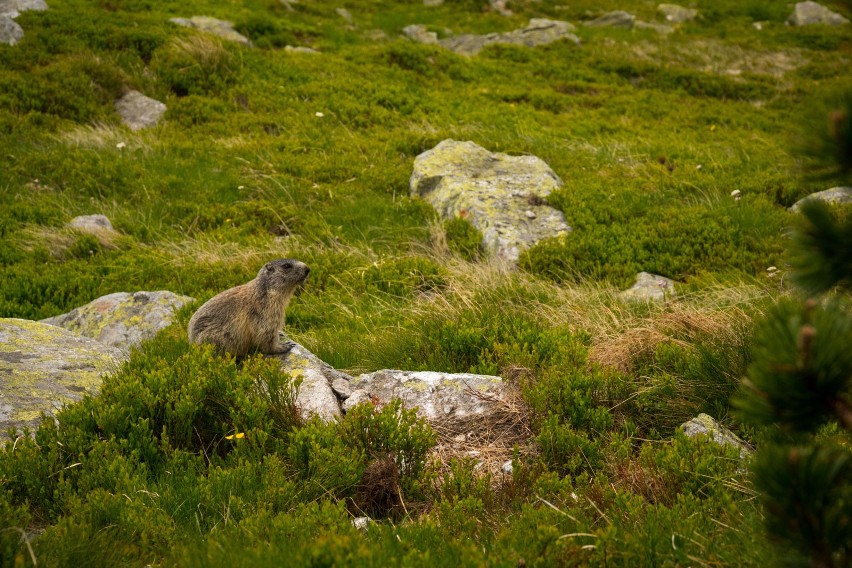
188,259,309,357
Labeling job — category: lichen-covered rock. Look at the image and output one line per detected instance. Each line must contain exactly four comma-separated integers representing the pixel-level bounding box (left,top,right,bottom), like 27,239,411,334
790,186,852,212
115,91,167,131
278,343,350,421
430,19,579,56
341,388,371,412
620,272,676,302
348,370,507,426
410,139,571,264
331,377,353,399
657,3,698,23
40,291,193,351
0,14,22,44
0,0,47,18
681,413,752,458
169,16,252,45
586,11,635,29
787,1,849,25
0,318,121,437
68,214,115,235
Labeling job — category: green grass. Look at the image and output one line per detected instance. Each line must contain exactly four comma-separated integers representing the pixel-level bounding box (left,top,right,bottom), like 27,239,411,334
1,0,851,565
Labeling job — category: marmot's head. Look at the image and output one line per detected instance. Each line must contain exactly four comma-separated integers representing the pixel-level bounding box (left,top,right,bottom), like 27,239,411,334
257,258,310,292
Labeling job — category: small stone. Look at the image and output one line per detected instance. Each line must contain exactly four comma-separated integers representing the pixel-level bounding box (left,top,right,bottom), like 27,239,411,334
423,0,443,6
69,214,115,234
335,7,353,23
331,377,352,399
787,2,849,26
753,21,763,30
657,3,698,23
0,0,48,18
501,460,513,474
634,20,674,33
342,388,372,413
681,413,752,459
402,24,438,44
620,272,676,303
115,91,167,131
169,16,252,45
0,15,23,45
351,516,372,531
284,45,319,54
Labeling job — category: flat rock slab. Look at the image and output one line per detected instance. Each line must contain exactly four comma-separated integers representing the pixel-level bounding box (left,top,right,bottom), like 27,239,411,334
279,343,350,421
41,291,193,351
681,413,752,458
586,11,635,29
657,3,698,23
411,139,571,264
169,16,251,45
788,1,849,25
0,318,121,437
430,18,579,56
347,370,507,426
790,186,852,212
115,90,167,131
620,272,676,302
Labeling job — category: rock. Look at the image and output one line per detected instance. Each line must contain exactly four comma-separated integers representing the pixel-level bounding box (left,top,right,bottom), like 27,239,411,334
586,11,635,29
0,0,47,18
169,16,252,45
278,342,350,421
681,413,752,458
787,1,849,25
0,318,121,437
335,7,353,23
68,214,116,235
348,369,508,427
0,15,22,44
40,291,193,351
423,0,443,6
790,187,852,212
501,460,513,474
489,0,512,17
620,272,676,302
634,20,674,34
115,91,167,131
402,24,438,44
430,18,579,56
284,45,320,54
410,139,571,264
331,377,352,399
657,3,698,23
342,388,371,412
351,516,372,531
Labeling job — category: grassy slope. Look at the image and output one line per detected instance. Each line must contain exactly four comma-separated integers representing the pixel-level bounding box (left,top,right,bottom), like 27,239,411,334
1,0,850,565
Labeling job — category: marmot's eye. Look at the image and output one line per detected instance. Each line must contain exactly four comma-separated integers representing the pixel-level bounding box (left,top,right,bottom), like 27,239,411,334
283,262,293,270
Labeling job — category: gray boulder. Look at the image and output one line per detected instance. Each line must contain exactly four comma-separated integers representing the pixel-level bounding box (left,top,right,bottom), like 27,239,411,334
0,15,22,44
681,413,752,458
620,272,676,302
586,11,636,29
410,139,571,264
347,369,508,427
169,16,252,45
787,2,849,25
0,0,47,18
279,343,350,421
790,186,852,212
115,91,167,131
68,214,115,235
41,291,193,351
432,18,579,56
402,24,438,44
0,318,121,437
657,3,698,23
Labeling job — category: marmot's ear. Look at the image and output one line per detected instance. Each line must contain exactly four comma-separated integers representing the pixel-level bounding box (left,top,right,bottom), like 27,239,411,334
264,263,274,272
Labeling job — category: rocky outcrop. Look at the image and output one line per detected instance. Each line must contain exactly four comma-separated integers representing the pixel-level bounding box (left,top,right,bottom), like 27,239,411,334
790,187,852,212
41,291,193,351
620,272,676,302
407,19,579,56
279,343,349,421
0,0,46,45
586,11,636,29
787,2,849,26
410,139,571,264
115,91,167,131
169,16,252,45
346,370,508,427
0,318,121,436
681,413,752,458
657,3,698,23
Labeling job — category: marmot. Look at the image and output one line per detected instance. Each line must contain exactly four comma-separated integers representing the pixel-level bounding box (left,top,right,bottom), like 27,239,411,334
188,258,309,357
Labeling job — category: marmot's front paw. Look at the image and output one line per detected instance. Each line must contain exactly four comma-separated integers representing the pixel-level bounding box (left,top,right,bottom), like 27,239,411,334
270,340,296,355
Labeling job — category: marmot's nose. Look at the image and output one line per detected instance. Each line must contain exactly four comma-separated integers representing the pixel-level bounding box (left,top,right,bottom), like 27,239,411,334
303,266,310,275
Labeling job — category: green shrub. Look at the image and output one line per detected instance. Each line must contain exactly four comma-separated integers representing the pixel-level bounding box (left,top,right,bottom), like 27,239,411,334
361,255,447,297
151,36,239,96
443,217,483,261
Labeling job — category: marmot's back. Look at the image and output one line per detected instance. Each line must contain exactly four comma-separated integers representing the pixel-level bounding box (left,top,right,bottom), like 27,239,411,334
188,259,309,357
